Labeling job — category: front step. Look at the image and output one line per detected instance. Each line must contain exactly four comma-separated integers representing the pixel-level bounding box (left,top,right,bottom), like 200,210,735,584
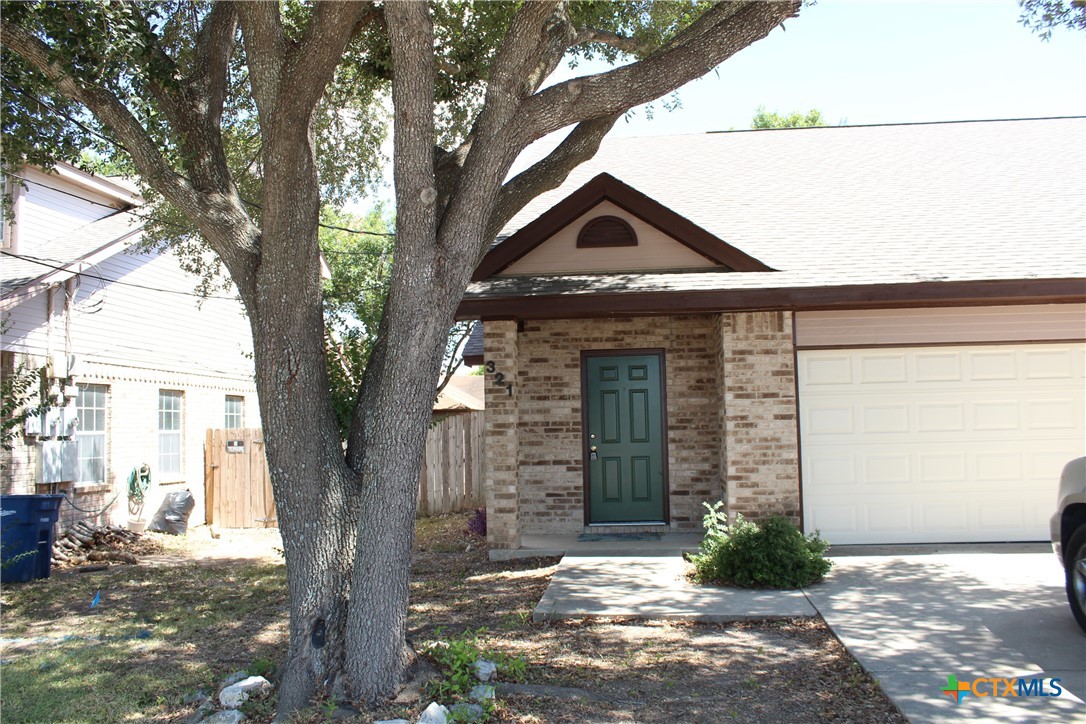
583,523,670,535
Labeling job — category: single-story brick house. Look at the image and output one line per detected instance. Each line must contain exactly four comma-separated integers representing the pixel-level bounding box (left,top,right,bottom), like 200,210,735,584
457,117,1086,551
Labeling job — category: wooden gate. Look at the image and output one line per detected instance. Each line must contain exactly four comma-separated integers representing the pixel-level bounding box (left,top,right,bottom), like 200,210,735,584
204,428,277,528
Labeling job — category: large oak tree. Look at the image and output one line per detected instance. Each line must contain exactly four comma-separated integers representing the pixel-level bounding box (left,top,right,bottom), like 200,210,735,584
2,0,801,714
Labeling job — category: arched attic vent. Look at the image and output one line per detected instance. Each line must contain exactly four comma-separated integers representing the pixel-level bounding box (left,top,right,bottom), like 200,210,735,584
576,215,637,248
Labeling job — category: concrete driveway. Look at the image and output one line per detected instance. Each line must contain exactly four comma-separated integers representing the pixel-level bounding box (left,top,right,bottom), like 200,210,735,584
806,544,1086,722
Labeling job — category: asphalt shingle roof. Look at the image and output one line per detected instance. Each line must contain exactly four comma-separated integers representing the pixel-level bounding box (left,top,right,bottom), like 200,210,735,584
466,117,1085,301
2,210,144,292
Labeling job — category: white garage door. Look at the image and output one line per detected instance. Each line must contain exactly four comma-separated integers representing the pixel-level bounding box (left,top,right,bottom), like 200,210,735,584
799,343,1086,545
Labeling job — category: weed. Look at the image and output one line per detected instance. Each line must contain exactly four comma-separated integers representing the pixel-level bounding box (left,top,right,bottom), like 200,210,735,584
466,507,487,538
423,626,526,718
249,655,276,678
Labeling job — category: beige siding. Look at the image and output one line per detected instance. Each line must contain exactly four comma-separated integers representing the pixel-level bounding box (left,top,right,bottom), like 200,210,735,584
501,200,719,275
14,167,119,255
67,250,255,379
3,252,254,380
795,304,1086,348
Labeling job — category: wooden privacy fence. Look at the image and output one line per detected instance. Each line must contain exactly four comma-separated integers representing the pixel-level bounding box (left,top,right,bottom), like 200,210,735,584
205,428,277,528
419,411,485,516
206,414,484,526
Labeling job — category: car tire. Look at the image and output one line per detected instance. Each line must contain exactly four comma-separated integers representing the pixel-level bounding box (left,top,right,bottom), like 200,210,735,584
1066,526,1086,634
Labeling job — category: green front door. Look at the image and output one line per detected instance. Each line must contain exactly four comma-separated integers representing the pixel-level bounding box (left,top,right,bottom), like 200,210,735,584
584,352,667,523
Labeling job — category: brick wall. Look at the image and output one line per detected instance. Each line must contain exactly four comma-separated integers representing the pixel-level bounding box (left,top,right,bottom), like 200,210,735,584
482,321,521,549
513,315,722,535
718,311,801,523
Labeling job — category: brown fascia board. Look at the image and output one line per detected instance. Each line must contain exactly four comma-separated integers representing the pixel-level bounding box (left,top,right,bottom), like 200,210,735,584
471,173,773,281
454,278,1086,321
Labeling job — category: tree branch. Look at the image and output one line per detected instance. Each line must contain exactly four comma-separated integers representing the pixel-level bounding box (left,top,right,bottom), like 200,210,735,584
279,1,369,121
485,113,620,247
573,28,653,57
235,1,287,119
1,24,201,216
384,0,437,229
194,2,239,125
434,2,575,245
516,1,800,144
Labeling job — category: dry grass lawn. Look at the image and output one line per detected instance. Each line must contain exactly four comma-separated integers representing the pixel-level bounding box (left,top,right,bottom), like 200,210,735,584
0,513,904,722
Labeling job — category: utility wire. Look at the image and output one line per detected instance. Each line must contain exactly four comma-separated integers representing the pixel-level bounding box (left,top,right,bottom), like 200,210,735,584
1,250,240,300
1,249,390,302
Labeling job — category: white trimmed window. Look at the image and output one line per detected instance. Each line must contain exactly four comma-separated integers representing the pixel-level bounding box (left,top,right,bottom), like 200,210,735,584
76,384,108,483
158,389,183,476
224,395,244,429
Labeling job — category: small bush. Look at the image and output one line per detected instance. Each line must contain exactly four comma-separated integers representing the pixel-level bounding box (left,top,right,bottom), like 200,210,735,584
466,507,486,538
690,503,831,589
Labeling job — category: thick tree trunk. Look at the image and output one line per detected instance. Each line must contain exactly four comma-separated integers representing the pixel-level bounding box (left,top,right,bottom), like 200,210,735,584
246,110,367,714
249,259,362,713
343,276,456,701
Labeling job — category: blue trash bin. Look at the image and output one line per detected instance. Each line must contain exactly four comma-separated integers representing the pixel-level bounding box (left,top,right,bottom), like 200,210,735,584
1,494,65,583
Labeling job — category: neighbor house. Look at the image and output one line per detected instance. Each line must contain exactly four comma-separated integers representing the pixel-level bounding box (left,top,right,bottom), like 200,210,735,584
1,162,258,530
459,117,1086,551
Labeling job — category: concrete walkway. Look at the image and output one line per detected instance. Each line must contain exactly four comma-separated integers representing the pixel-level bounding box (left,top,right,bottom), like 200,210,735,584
532,544,1086,722
533,555,815,621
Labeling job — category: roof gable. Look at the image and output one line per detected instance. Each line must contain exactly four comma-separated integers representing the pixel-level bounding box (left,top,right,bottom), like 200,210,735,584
472,173,772,281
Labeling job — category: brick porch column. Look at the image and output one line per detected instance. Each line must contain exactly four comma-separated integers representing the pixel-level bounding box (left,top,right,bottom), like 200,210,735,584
719,312,801,524
483,320,521,550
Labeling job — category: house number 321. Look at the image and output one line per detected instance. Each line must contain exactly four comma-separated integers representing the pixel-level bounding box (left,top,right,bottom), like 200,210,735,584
484,360,514,396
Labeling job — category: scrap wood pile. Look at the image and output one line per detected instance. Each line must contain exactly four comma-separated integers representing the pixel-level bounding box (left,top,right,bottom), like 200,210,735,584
51,521,164,570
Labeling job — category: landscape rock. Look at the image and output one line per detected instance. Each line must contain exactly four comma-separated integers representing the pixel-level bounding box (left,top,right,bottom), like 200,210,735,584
374,720,410,724
450,702,485,721
417,701,450,724
182,689,209,705
203,711,246,723
469,684,495,701
219,671,249,689
473,659,497,682
184,699,216,724
219,675,273,709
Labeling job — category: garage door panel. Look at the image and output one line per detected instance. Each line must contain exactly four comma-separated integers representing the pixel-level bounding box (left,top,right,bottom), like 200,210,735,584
917,452,967,482
1026,399,1077,429
803,355,853,385
800,342,1086,544
917,402,965,432
969,351,1018,380
861,404,909,433
863,454,911,484
859,354,907,383
1023,348,1075,379
919,504,969,534
915,353,963,381
807,454,858,485
977,504,1026,532
805,404,854,435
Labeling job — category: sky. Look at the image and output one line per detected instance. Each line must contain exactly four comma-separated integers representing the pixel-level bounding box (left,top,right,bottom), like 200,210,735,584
552,0,1086,137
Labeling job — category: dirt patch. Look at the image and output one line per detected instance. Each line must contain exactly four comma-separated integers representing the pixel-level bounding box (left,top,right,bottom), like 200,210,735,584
2,513,905,722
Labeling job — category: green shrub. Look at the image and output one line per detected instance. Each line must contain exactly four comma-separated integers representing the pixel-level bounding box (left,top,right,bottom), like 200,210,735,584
690,503,832,588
